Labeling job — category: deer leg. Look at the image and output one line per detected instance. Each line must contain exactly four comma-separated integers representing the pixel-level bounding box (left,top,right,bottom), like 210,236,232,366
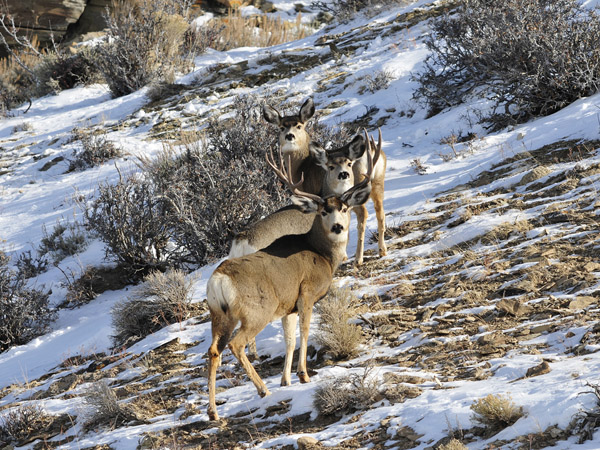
354,204,368,266
207,340,222,421
280,313,298,386
247,339,259,361
229,328,271,398
371,180,387,257
296,298,313,383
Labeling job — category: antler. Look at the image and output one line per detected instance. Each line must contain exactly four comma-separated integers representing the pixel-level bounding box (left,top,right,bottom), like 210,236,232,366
266,147,324,204
340,129,374,202
369,128,382,167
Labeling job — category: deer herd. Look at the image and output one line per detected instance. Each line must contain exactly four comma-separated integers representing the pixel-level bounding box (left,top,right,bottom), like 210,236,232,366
206,98,388,420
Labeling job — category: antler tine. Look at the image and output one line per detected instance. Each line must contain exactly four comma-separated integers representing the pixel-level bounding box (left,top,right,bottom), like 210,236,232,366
368,127,382,167
266,147,324,204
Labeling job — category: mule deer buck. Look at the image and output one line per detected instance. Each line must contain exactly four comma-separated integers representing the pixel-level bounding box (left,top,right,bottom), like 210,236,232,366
310,129,387,265
206,132,377,421
228,98,320,259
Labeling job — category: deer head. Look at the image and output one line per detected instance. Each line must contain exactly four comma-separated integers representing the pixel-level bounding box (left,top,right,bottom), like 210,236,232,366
263,98,315,157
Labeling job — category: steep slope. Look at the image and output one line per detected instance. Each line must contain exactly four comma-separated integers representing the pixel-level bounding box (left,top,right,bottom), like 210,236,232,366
1,1,600,449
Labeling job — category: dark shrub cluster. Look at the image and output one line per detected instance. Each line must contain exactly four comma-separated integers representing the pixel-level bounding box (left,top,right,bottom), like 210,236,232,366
312,0,407,21
92,0,195,97
83,173,177,278
0,251,54,352
0,404,50,444
414,0,600,129
146,94,287,265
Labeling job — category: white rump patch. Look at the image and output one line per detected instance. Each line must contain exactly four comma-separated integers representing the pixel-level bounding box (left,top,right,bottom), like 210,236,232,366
228,239,258,258
207,272,237,313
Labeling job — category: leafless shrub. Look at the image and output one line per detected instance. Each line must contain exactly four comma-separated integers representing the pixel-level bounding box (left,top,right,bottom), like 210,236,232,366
39,220,88,263
111,269,195,347
68,127,122,172
361,69,395,94
313,365,380,416
0,404,50,444
82,171,178,277
470,394,524,432
15,250,49,279
146,94,286,265
312,0,407,22
83,381,138,430
414,0,600,129
569,382,600,444
410,158,428,175
315,287,364,360
92,0,194,97
0,250,54,352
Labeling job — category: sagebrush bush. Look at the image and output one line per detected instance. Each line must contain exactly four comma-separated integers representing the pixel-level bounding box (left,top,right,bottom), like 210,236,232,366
15,250,49,279
437,439,468,450
145,94,286,265
92,0,196,97
315,287,364,360
83,381,137,430
111,269,195,346
39,220,88,262
312,0,408,21
313,366,380,416
470,394,524,431
83,172,178,277
0,251,54,352
415,0,600,128
68,127,122,171
0,404,50,444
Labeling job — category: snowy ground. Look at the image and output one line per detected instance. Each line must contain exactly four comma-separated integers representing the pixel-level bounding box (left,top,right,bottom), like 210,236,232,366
2,0,600,449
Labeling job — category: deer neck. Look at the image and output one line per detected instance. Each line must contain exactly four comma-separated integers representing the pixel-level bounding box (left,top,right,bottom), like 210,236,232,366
282,146,310,180
306,221,347,271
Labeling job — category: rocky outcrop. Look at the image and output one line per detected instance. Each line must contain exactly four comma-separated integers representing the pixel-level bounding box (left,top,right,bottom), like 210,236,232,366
3,0,88,45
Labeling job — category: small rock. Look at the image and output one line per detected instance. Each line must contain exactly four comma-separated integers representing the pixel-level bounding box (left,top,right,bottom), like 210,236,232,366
297,436,319,449
584,262,600,272
497,298,531,316
519,166,551,185
526,361,551,377
568,296,596,311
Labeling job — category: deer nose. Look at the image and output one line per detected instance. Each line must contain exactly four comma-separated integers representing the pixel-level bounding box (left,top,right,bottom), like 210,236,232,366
338,171,350,180
285,133,295,141
331,224,343,234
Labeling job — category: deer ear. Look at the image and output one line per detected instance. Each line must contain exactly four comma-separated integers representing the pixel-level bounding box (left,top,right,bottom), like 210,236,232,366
299,98,315,123
309,142,328,168
263,104,281,125
291,195,320,213
342,183,371,207
347,134,366,160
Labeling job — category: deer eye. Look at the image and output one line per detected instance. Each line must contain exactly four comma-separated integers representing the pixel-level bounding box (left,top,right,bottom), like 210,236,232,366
328,166,335,171
297,125,302,129
347,163,352,167
280,127,285,131
321,211,327,216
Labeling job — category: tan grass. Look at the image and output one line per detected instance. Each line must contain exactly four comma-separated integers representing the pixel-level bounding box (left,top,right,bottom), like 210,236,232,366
211,10,310,51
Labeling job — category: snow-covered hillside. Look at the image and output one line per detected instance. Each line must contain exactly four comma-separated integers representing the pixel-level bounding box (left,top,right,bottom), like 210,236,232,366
2,1,600,449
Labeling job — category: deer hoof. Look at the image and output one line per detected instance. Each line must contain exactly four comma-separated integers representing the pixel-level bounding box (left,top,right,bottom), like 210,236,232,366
259,388,272,397
297,371,311,383
208,409,219,421
281,379,291,387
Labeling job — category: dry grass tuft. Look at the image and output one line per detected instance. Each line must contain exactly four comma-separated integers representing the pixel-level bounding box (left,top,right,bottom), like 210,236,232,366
470,393,524,431
111,269,196,347
437,438,468,450
83,381,138,430
211,10,310,51
315,287,364,360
